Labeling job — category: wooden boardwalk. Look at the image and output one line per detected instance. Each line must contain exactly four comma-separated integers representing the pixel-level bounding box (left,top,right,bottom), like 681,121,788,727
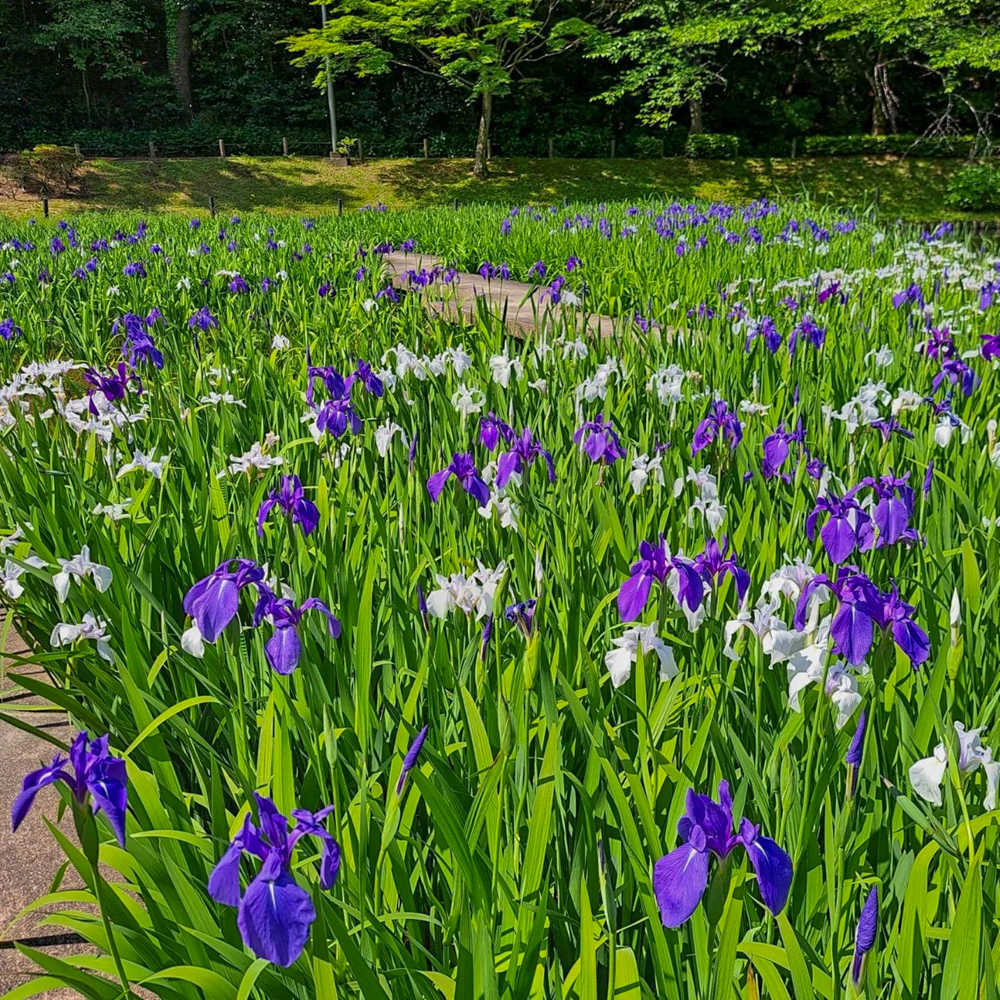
381,251,621,339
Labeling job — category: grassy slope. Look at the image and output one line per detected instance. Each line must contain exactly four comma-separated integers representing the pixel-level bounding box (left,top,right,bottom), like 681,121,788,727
0,154,991,221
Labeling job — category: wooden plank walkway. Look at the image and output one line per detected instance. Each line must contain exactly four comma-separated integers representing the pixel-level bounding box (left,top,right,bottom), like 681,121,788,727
381,251,621,339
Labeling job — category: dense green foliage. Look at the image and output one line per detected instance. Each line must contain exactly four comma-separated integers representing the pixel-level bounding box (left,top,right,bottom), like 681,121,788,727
946,165,1000,211
1,200,1000,997
2,1,999,165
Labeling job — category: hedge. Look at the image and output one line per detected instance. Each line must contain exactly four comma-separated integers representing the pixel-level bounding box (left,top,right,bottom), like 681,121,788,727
801,134,990,158
685,133,740,159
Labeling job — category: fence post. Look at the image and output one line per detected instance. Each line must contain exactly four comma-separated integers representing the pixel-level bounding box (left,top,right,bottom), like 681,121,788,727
337,198,343,216
73,143,81,156
423,137,430,159
610,138,616,159
487,139,492,161
790,137,798,158
548,137,554,159
659,138,665,158
282,136,289,157
357,138,363,163
218,139,226,159
452,198,458,211
149,141,156,162
208,195,216,217
41,198,49,218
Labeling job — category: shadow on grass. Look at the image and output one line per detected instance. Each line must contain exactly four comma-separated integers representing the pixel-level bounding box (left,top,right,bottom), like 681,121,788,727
1,154,981,221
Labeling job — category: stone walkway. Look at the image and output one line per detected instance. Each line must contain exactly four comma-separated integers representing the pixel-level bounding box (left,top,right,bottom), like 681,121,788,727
381,251,621,338
1,629,85,999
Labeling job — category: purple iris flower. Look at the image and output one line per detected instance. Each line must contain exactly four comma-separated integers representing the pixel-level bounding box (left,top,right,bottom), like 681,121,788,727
122,330,164,370
794,569,929,668
480,412,515,451
922,461,933,498
251,590,341,675
982,333,1000,362
257,475,321,538
345,360,383,397
788,315,826,355
932,358,978,398
188,307,219,332
891,283,924,309
806,491,872,564
0,318,22,341
851,886,879,987
762,422,804,479
795,567,882,665
692,400,743,456
745,316,781,354
653,781,792,927
880,583,931,668
544,275,566,304
918,326,955,361
12,731,128,846
505,598,537,639
528,261,547,280
618,536,704,622
208,793,340,967
183,560,264,642
316,398,362,438
123,261,146,279
694,537,750,603
496,428,556,488
84,363,142,415
427,453,489,507
863,473,915,547
574,414,626,465
396,725,429,794
870,416,913,442
228,275,249,294
306,365,346,406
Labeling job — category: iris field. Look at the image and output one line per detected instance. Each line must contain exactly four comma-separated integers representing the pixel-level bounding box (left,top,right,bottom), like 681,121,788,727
1,200,999,999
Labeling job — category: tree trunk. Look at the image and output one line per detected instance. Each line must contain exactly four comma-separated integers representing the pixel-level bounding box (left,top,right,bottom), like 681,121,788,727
81,68,92,123
869,70,887,136
473,91,492,179
169,3,194,117
689,97,704,134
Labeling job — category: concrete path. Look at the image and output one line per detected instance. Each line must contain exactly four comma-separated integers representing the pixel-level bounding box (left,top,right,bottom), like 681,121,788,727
1,629,85,999
382,251,621,339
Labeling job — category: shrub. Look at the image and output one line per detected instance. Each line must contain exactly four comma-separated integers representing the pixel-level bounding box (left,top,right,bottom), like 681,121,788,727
945,165,1000,211
685,133,740,159
0,145,84,200
0,153,29,199
802,134,983,158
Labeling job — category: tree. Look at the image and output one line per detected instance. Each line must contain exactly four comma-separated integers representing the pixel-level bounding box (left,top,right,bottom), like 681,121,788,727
33,0,147,122
811,0,1000,137
164,0,193,116
285,0,598,178
593,1,802,132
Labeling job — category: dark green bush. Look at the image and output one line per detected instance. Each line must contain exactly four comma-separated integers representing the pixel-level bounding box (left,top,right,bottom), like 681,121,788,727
945,165,1000,210
802,134,984,157
685,133,740,159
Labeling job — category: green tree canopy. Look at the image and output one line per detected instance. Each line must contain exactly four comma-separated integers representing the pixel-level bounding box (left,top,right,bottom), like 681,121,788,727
285,0,599,176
